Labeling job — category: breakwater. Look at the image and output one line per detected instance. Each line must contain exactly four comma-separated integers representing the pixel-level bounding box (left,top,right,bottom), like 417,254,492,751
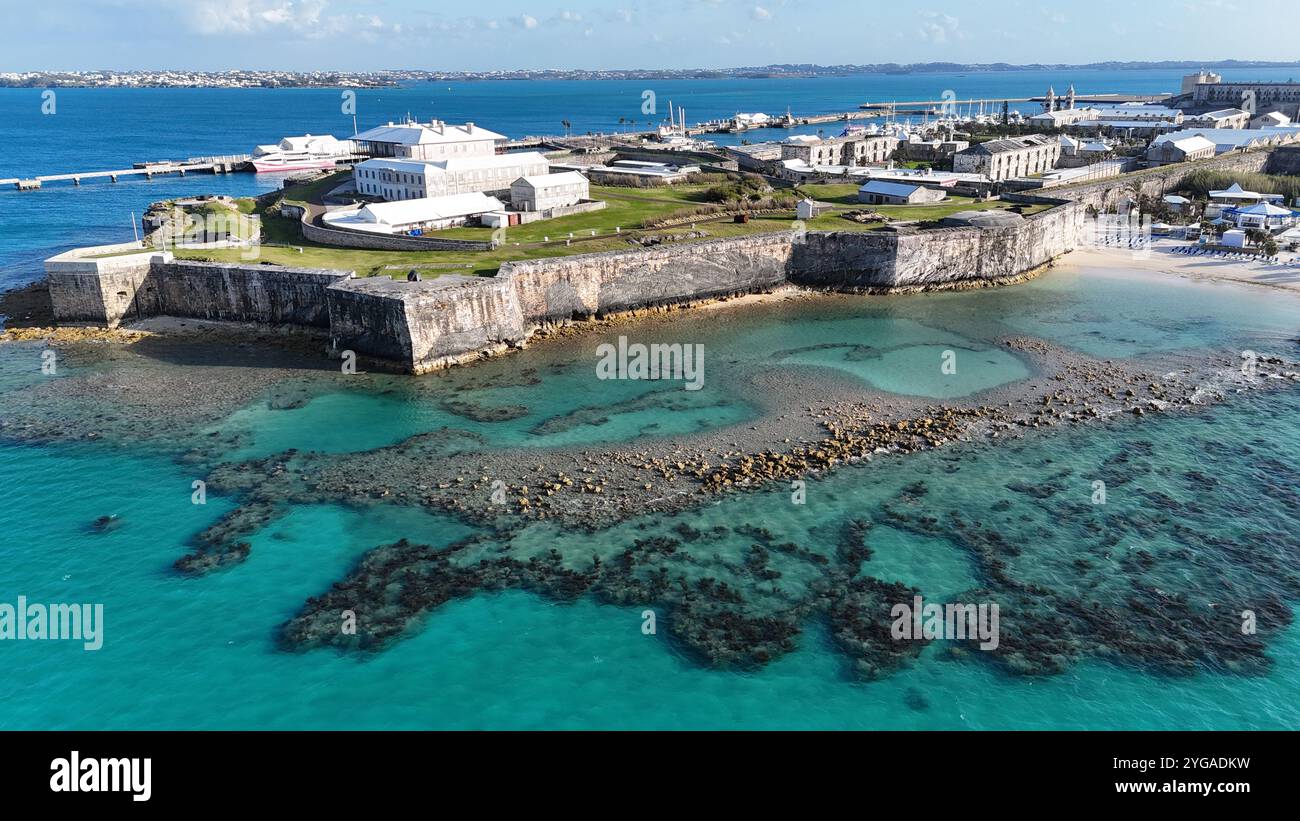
43,148,1290,373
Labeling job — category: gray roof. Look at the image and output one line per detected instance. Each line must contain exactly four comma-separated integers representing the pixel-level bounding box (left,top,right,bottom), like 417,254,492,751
962,135,1053,155
858,180,923,197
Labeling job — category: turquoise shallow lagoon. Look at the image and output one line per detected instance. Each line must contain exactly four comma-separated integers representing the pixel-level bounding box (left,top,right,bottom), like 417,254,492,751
2,264,1300,729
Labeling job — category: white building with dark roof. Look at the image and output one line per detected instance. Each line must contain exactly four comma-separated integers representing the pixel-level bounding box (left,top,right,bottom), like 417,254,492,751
779,133,899,166
953,135,1061,181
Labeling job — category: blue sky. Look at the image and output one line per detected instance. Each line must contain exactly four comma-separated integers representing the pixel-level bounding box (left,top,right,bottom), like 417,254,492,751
2,0,1297,71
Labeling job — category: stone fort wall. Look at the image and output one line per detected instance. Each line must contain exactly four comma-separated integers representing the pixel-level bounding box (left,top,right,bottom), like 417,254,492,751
44,148,1290,372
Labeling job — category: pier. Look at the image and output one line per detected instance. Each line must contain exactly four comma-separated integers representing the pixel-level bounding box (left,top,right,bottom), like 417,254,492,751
859,93,1172,113
2,154,251,191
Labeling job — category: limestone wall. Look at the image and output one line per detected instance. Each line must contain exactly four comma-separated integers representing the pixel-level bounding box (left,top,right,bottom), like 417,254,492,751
46,146,1293,372
326,276,525,372
1054,149,1272,212
498,233,794,323
45,244,172,326
143,260,353,327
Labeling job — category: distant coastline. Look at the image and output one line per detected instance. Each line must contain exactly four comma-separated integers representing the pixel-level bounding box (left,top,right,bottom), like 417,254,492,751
4,60,1300,88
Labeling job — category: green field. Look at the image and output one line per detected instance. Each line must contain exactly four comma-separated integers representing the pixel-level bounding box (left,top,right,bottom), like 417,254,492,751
171,174,1052,278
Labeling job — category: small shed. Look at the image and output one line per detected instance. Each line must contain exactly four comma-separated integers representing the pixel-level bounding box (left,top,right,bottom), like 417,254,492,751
795,198,833,220
1221,229,1247,248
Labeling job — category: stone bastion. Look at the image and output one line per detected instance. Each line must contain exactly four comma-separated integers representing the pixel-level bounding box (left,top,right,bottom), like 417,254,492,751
42,147,1292,373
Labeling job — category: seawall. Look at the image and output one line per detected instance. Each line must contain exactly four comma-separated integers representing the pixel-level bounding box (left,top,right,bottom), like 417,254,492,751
45,245,353,327
43,147,1282,372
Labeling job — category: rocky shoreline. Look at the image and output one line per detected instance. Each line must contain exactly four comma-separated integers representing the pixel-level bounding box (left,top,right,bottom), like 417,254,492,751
3,276,1300,681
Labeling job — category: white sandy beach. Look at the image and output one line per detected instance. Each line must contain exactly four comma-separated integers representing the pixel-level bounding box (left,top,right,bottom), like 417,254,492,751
1060,239,1300,294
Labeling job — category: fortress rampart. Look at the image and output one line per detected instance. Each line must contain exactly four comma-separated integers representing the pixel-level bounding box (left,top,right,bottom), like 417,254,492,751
44,148,1295,373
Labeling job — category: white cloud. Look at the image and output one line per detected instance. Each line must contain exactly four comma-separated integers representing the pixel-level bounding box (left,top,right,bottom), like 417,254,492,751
918,12,960,44
186,0,328,36
517,14,539,30
751,6,771,21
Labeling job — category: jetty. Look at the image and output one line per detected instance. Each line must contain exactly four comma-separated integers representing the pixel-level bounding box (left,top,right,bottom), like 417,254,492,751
859,93,1171,114
2,154,251,191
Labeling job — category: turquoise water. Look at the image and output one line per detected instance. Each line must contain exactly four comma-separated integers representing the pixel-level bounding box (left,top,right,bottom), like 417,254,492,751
4,74,1300,729
2,266,1299,729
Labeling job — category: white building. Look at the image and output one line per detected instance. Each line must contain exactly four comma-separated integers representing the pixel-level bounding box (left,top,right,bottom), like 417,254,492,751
354,152,551,201
1229,202,1299,232
795,198,833,220
857,180,947,205
1029,108,1099,128
322,192,506,234
1209,182,1268,205
1250,111,1292,129
1090,104,1184,124
953,135,1061,181
1184,108,1251,130
353,158,441,200
1146,135,1217,165
1151,128,1300,155
779,134,899,167
353,120,506,161
1221,228,1247,248
252,134,349,158
510,171,590,212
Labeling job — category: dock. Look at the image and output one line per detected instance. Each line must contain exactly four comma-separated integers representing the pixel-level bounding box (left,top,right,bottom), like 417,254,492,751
2,154,251,191
859,93,1172,113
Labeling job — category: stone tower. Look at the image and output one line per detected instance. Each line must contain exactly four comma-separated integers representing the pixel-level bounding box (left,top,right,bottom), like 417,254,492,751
1045,86,1057,112
1066,84,1076,110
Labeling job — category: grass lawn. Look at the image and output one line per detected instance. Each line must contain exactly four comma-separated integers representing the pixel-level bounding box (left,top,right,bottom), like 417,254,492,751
169,176,1054,278
280,171,353,205
796,183,1053,224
